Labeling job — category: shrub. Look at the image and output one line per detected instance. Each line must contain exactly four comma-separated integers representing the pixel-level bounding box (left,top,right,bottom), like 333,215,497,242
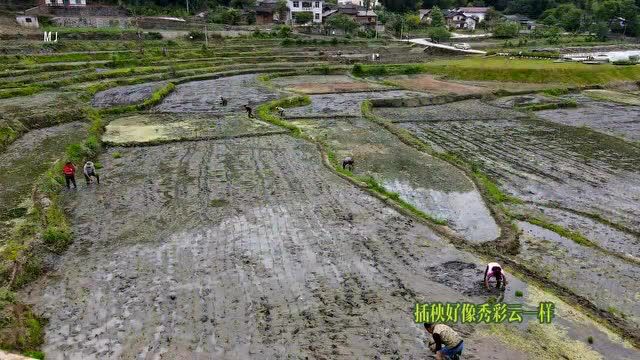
587,336,594,344
515,290,523,297
493,21,520,39
145,32,163,40
43,226,72,253
187,31,205,41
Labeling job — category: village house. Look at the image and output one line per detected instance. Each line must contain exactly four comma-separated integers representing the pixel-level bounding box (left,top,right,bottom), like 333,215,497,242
456,7,489,22
255,0,284,25
287,0,324,23
323,3,377,30
419,9,431,24
41,0,87,6
444,10,477,30
504,14,536,30
337,0,379,9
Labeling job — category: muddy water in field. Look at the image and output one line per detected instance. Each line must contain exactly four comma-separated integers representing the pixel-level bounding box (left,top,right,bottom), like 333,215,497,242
516,221,640,330
290,116,499,243
398,117,640,234
154,74,278,114
23,136,636,359
0,122,87,220
537,93,640,141
92,81,168,108
103,113,282,145
271,75,390,94
376,99,527,123
284,90,423,118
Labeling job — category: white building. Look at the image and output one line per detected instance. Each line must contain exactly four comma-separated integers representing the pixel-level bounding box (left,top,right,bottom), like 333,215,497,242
42,0,87,5
287,0,324,23
337,0,379,8
456,7,489,22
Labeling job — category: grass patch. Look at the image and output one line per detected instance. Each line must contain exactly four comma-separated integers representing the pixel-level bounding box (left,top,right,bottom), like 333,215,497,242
518,215,596,247
521,100,578,111
515,290,524,297
587,336,594,344
112,151,122,159
352,58,640,86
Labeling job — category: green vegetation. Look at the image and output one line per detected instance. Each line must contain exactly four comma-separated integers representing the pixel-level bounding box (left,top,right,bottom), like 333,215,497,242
112,151,123,159
519,215,596,247
521,100,578,111
515,290,524,297
353,59,640,86
588,336,594,344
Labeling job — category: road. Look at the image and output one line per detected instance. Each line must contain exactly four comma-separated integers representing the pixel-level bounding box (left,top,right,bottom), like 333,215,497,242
407,38,487,55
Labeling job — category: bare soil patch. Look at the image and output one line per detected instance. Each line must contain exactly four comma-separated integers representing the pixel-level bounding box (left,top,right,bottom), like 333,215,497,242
375,99,527,123
385,74,488,95
272,75,390,94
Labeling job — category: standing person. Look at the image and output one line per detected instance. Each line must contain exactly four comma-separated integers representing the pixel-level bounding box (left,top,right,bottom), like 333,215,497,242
244,104,253,118
62,161,77,189
424,323,464,360
83,161,100,185
484,262,508,290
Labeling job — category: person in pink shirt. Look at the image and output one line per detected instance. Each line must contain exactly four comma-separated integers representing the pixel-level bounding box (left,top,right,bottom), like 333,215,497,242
484,262,508,290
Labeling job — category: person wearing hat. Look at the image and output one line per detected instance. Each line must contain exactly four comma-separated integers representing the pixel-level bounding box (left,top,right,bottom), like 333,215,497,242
83,161,100,185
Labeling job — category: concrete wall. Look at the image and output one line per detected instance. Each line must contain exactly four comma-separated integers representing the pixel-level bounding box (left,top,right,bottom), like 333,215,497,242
16,15,39,28
50,16,134,28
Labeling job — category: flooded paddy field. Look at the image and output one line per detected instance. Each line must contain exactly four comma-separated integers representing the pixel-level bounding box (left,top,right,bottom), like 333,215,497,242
383,103,640,330
92,81,169,108
287,116,499,243
271,74,391,94
154,74,279,113
537,92,640,142
103,113,282,145
376,99,527,122
284,90,424,118
23,136,635,359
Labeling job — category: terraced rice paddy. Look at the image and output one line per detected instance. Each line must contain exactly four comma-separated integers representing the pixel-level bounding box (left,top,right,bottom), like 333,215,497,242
1,40,639,359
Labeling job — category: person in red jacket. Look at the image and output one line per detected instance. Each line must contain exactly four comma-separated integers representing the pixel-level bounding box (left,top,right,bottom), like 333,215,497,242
62,161,77,189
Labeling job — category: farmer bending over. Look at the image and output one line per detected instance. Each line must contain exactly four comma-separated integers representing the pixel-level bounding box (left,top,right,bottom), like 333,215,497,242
220,96,228,106
244,104,254,118
484,262,508,290
83,161,100,185
276,106,285,117
424,323,464,360
342,157,354,171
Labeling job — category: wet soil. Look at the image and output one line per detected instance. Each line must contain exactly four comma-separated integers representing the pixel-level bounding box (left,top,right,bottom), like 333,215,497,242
22,136,635,359
375,99,527,123
383,74,488,95
92,81,168,108
399,117,640,234
0,122,87,221
516,221,640,330
284,90,424,118
103,113,282,145
537,93,640,141
154,74,279,113
271,75,390,94
491,94,562,109
289,117,499,243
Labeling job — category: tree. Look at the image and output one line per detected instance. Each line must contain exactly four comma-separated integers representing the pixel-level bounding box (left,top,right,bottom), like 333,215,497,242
590,21,610,41
493,21,520,38
380,0,421,12
404,14,422,29
326,14,360,34
427,26,451,43
294,11,313,24
430,6,446,28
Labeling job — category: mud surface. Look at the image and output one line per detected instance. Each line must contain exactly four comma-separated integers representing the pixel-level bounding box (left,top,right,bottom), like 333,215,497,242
92,81,168,108
0,122,87,220
289,116,499,242
399,117,640,234
537,93,640,141
491,94,562,109
516,221,640,329
375,99,527,123
271,75,390,94
154,74,279,113
383,74,488,95
103,113,282,145
23,136,636,359
284,90,423,118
